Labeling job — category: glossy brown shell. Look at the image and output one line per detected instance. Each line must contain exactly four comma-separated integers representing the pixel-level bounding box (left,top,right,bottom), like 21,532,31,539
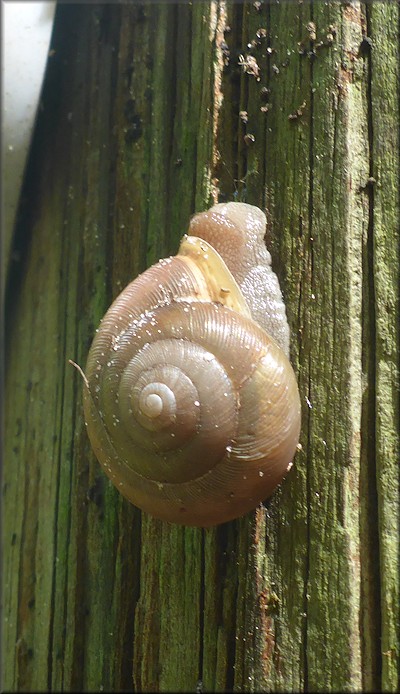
83,203,301,526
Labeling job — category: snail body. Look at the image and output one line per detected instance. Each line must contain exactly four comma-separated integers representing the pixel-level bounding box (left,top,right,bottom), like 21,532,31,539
83,203,301,526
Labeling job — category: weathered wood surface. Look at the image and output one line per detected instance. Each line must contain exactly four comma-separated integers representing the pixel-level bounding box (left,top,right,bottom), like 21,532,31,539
3,2,398,692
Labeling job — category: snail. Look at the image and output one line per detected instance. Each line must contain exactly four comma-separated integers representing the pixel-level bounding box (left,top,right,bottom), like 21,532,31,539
82,202,301,526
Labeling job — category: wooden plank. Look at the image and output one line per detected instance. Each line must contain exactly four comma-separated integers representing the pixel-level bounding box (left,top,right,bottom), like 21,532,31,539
369,2,400,690
2,2,398,692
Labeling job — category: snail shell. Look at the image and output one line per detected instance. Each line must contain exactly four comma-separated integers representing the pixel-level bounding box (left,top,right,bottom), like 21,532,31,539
83,203,301,526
